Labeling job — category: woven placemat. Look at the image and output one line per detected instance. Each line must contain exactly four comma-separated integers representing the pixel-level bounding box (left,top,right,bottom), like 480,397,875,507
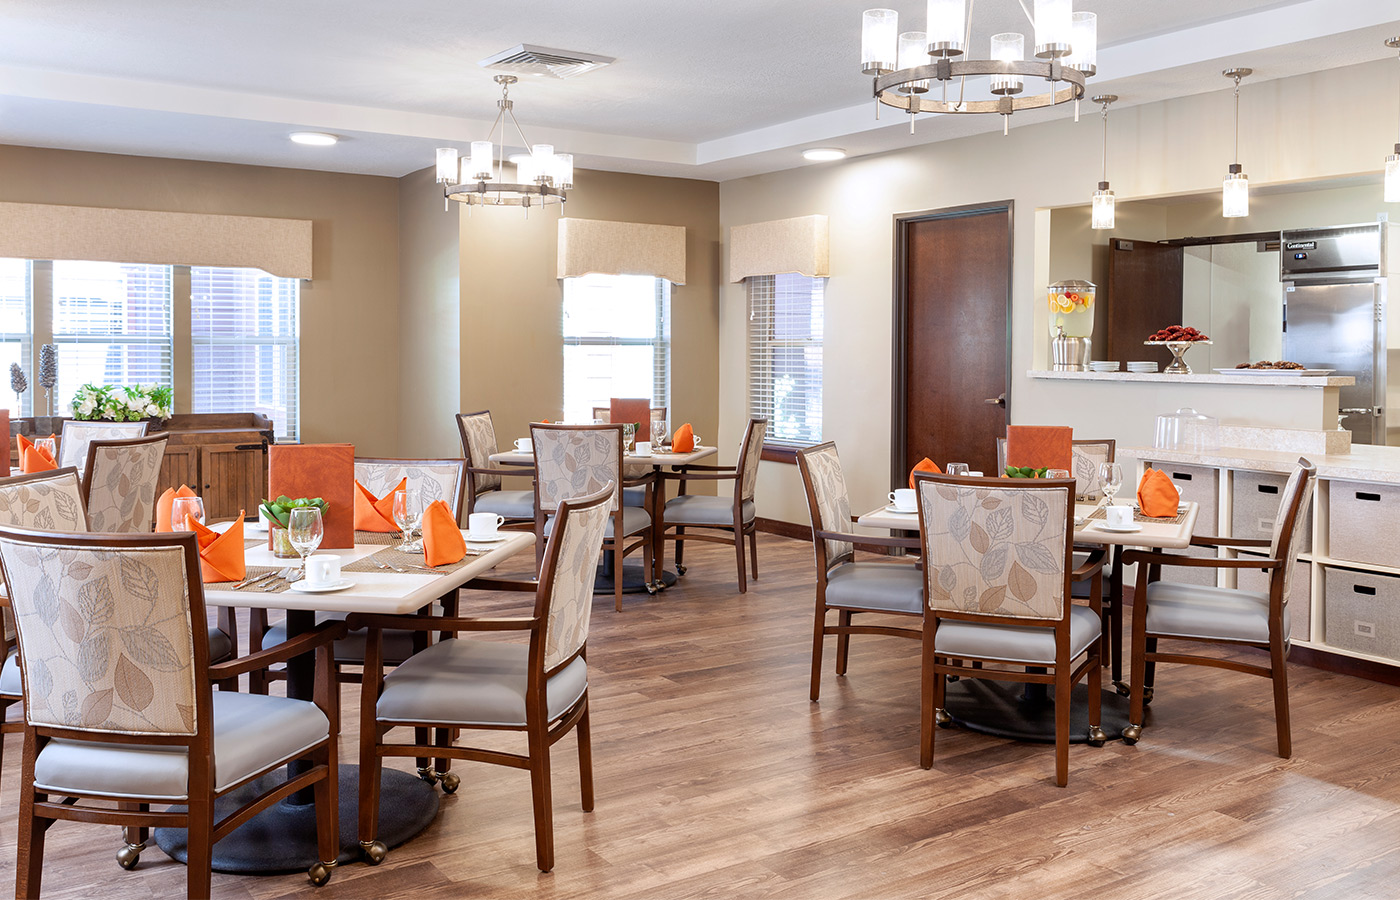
341,545,491,576
1086,506,1189,525
205,565,300,593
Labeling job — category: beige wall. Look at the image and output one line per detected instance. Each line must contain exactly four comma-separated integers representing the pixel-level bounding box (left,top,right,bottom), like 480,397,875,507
719,57,1400,526
0,144,403,455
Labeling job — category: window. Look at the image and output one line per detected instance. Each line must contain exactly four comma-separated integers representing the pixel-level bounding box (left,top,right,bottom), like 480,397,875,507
747,273,825,446
561,273,670,425
51,261,173,410
0,259,32,415
191,267,300,440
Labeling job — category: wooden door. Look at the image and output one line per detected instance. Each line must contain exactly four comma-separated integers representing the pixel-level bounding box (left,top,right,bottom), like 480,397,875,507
895,204,1012,479
199,443,267,520
158,445,198,497
1107,239,1184,367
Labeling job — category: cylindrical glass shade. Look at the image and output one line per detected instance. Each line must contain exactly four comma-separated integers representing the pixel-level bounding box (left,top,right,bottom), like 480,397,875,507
1066,12,1097,74
1223,170,1250,218
926,0,965,57
897,32,930,93
531,144,555,184
555,153,574,189
513,155,537,186
990,33,1024,95
1034,0,1072,58
435,148,459,185
469,141,494,180
861,9,899,74
1091,186,1116,230
1386,149,1400,203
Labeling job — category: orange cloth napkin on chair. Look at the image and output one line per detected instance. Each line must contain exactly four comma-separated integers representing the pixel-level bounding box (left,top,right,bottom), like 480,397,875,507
1004,425,1073,473
422,500,466,568
189,512,247,583
354,478,405,533
672,423,695,453
1137,469,1181,518
909,457,942,488
17,434,57,474
156,485,197,532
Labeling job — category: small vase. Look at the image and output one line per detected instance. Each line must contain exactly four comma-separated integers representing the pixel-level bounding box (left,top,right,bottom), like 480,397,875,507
270,526,298,559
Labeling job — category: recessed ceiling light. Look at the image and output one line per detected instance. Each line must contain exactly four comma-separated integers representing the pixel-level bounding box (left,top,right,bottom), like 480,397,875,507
803,148,846,162
289,132,338,146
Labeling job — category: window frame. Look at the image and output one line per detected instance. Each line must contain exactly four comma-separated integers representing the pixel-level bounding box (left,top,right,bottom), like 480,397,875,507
560,273,672,425
746,273,826,462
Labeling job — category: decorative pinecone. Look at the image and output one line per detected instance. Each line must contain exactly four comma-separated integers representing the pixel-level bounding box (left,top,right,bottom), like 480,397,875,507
38,344,57,390
9,362,26,398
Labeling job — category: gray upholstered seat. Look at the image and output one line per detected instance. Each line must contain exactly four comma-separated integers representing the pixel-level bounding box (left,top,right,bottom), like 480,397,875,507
622,486,647,508
544,504,650,539
207,625,234,663
935,605,1101,665
1143,582,1284,644
0,650,17,698
377,639,588,728
474,489,536,520
663,494,755,527
263,614,421,666
823,563,923,614
31,691,329,801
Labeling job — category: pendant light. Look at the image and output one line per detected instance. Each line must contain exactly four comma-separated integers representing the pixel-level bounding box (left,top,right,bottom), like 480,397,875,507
1386,37,1400,203
1091,94,1117,230
1222,67,1252,218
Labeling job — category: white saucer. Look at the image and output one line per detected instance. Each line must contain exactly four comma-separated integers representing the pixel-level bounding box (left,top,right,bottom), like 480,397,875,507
1096,522,1142,533
465,533,510,543
883,505,918,514
288,579,353,593
247,520,269,533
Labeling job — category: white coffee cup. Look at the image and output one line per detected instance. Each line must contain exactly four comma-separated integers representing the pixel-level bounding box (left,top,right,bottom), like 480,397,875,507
514,438,533,453
1105,505,1133,528
966,471,984,477
305,554,341,587
634,441,652,456
888,488,916,511
468,512,505,539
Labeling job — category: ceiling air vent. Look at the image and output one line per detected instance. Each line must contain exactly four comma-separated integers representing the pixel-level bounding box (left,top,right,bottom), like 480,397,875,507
478,44,615,79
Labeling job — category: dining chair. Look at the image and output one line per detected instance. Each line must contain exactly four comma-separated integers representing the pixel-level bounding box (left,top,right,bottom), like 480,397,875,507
662,418,768,593
916,472,1106,787
0,527,345,895
1120,458,1316,757
604,400,658,509
58,420,150,475
532,423,652,610
80,433,169,532
456,410,536,524
350,482,611,872
796,442,923,701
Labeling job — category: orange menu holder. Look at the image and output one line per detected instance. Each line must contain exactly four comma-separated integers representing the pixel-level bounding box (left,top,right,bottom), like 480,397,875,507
610,398,652,441
1004,425,1073,473
268,443,355,549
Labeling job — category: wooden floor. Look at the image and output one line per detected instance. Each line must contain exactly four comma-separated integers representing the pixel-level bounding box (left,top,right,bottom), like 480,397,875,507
9,534,1400,899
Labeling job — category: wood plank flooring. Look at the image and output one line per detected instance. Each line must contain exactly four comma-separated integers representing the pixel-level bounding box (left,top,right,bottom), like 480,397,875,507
8,534,1400,898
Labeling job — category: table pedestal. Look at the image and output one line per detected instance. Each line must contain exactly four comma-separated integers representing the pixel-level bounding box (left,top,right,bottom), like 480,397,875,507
593,560,677,594
941,678,1130,743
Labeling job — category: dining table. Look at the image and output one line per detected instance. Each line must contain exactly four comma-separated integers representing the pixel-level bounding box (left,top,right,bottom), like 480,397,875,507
152,524,534,874
490,443,718,593
857,498,1200,743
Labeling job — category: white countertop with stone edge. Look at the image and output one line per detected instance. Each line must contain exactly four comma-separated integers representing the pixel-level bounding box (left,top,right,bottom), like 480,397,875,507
1130,443,1400,484
1029,370,1355,388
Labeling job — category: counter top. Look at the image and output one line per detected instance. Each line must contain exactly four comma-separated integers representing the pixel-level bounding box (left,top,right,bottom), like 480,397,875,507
1029,370,1354,388
1131,443,1400,483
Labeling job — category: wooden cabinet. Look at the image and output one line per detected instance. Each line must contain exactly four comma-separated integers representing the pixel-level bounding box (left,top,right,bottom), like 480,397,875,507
153,414,274,521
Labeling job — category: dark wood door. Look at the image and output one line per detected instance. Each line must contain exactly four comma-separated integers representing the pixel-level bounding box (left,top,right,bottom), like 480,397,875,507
896,205,1012,478
1107,239,1184,367
199,443,266,520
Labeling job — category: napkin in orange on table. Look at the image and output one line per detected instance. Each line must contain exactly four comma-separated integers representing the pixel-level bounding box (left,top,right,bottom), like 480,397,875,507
1137,468,1180,518
1004,425,1073,473
672,423,695,453
909,457,942,489
17,434,57,474
156,485,197,532
354,477,405,532
422,499,466,567
189,511,247,583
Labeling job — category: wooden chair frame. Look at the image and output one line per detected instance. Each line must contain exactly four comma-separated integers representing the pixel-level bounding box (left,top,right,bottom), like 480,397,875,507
456,410,536,524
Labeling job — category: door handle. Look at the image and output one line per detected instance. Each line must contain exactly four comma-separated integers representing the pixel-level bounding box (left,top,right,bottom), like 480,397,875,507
985,393,1006,408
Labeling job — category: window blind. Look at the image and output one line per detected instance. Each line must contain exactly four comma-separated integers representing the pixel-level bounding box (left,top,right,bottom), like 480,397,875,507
191,266,300,440
52,261,173,412
0,259,32,415
561,273,670,425
747,273,824,446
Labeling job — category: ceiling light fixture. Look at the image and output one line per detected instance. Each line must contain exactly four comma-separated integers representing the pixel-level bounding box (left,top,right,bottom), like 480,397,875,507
1222,67,1252,218
1386,37,1400,203
434,74,570,213
1090,94,1116,230
289,132,338,146
803,148,847,161
859,2,1096,136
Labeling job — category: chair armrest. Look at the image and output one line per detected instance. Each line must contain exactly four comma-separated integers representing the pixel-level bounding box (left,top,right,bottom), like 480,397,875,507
347,613,537,633
815,528,920,551
670,471,738,483
678,464,737,473
206,619,348,681
1190,535,1272,549
462,576,538,593
467,464,532,478
1122,549,1283,570
1071,548,1108,579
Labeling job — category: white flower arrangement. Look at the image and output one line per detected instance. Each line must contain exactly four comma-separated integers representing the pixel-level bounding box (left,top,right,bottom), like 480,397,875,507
69,383,173,422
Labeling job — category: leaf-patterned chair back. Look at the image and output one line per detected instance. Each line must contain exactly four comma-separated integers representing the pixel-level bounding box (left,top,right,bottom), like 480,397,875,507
737,418,768,503
83,435,168,533
0,470,88,534
456,411,503,495
355,459,467,520
58,420,150,474
917,476,1072,621
531,424,623,514
539,485,613,671
796,443,855,569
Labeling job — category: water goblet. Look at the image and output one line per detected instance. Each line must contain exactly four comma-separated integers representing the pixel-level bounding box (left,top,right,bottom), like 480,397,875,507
392,489,422,554
169,496,206,532
34,437,57,460
621,422,636,454
287,507,324,582
947,462,970,477
1099,462,1125,507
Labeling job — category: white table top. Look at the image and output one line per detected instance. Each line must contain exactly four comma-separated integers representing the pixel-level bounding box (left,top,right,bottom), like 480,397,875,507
202,529,534,615
489,445,718,468
856,501,1200,550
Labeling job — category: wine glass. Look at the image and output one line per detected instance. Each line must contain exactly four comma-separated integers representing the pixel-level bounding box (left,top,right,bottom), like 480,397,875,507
650,409,669,449
621,422,636,454
287,507,324,581
947,463,970,477
169,496,205,531
1099,462,1125,507
392,489,422,554
34,437,57,459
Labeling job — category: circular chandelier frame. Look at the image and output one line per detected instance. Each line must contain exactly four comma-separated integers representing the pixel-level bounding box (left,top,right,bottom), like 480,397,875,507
873,58,1086,115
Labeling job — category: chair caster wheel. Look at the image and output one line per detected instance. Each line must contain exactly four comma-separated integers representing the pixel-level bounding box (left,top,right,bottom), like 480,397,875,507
1087,725,1107,747
1121,724,1142,745
308,861,334,887
676,564,687,576
439,772,461,794
360,840,388,866
417,766,438,785
1113,681,1131,697
935,708,952,727
1142,687,1155,705
644,582,658,595
116,842,144,870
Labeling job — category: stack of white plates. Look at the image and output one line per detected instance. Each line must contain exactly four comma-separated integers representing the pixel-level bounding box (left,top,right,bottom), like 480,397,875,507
1127,361,1159,373
1088,361,1120,372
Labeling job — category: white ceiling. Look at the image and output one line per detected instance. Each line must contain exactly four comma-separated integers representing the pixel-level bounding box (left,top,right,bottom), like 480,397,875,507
0,0,1396,182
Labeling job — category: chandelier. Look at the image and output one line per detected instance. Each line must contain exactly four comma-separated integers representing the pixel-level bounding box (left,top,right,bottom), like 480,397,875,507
860,1,1097,134
1386,37,1400,203
434,74,572,211
1221,68,1251,218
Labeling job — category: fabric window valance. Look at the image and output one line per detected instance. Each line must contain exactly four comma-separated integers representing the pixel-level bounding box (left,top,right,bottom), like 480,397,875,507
728,214,829,282
557,218,686,285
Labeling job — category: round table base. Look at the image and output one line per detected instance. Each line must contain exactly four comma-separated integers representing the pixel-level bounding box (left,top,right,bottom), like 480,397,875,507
941,678,1131,744
592,562,678,595
154,765,439,874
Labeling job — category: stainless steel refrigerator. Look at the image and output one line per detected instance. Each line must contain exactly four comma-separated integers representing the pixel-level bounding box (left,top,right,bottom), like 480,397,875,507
1281,223,1398,445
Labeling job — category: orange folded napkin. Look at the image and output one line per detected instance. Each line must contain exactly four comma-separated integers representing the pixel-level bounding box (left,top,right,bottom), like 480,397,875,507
189,512,247,583
422,499,466,568
1137,468,1180,518
1005,425,1072,473
156,485,197,532
909,457,942,489
354,477,405,533
673,423,695,453
17,434,57,474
